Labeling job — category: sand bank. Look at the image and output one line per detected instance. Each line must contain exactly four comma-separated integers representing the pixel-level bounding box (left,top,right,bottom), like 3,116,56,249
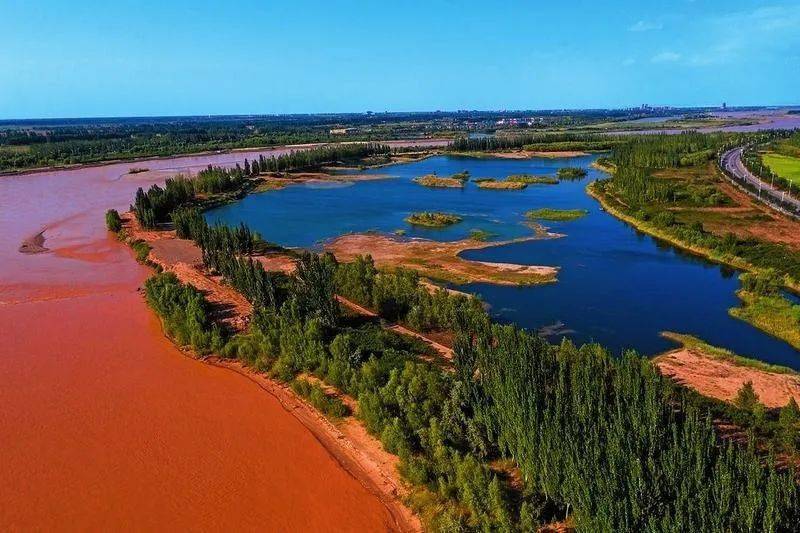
326,233,558,285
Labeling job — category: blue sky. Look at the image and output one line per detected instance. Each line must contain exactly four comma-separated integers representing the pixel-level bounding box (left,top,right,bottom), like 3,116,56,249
1,0,798,118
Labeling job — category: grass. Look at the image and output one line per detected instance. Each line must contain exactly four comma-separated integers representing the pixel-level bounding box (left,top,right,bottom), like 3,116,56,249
291,379,349,418
729,290,800,351
130,240,153,264
762,152,800,186
254,178,287,192
413,175,464,188
557,167,588,180
405,211,463,227
660,331,798,375
506,174,559,185
525,208,588,221
469,229,496,241
0,144,31,154
476,179,527,190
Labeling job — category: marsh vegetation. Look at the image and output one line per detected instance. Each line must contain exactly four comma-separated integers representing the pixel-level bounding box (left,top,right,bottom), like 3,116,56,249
405,212,463,227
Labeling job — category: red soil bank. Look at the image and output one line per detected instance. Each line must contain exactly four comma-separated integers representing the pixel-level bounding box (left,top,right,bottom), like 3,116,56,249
0,148,404,531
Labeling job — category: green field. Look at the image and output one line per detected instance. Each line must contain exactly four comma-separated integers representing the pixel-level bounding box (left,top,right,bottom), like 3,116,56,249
763,152,800,186
525,208,588,221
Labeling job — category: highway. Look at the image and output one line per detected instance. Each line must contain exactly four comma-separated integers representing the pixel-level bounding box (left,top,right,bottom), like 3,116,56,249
719,146,800,218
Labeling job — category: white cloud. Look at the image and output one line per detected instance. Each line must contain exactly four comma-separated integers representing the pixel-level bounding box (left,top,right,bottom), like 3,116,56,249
651,51,681,63
629,20,663,32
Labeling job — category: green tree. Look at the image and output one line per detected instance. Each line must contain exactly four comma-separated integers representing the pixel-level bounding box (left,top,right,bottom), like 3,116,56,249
734,381,760,412
105,209,122,232
778,398,799,451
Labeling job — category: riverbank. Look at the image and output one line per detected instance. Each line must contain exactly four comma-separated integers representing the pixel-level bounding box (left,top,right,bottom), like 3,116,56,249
0,147,410,531
729,290,800,351
655,333,800,409
587,180,799,289
123,213,431,531
0,138,451,178
450,150,589,159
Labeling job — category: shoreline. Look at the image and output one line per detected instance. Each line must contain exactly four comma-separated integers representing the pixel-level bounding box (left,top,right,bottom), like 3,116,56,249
586,180,800,291
654,333,800,409
325,232,559,286
124,216,425,531
0,138,451,178
203,357,421,532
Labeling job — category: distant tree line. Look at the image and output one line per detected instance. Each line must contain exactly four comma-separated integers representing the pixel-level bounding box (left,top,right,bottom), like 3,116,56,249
449,132,621,153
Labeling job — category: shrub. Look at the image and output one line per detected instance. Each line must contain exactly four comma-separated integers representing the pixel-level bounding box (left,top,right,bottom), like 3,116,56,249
105,209,122,232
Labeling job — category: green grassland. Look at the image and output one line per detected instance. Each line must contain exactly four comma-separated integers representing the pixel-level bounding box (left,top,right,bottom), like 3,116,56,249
762,152,800,186
525,208,588,221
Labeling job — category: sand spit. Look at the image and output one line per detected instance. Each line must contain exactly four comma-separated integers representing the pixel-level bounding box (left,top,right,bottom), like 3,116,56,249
326,233,558,285
18,229,48,254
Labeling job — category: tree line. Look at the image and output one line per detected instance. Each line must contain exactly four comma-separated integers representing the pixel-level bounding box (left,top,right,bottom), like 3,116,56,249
449,132,620,153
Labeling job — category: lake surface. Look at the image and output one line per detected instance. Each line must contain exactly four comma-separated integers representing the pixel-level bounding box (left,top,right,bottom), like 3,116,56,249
207,155,800,369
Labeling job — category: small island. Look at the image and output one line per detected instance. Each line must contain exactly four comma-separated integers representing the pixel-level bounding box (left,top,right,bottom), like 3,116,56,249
507,174,559,185
405,211,463,227
469,229,496,241
413,170,470,188
473,174,560,190
128,167,150,174
475,178,527,190
525,208,589,221
557,167,588,180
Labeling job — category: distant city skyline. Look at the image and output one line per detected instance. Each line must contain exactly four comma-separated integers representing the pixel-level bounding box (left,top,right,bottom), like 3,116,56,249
2,0,799,119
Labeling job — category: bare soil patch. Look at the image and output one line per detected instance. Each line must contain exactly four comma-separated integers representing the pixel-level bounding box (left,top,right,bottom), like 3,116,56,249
656,349,800,408
326,233,557,285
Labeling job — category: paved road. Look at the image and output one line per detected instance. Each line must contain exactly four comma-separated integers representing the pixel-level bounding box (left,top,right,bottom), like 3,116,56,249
719,146,800,218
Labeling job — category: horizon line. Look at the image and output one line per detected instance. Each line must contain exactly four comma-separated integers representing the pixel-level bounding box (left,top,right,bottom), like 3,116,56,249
3,104,799,123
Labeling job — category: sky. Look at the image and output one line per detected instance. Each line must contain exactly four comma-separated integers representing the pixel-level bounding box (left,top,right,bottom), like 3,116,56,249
1,0,799,119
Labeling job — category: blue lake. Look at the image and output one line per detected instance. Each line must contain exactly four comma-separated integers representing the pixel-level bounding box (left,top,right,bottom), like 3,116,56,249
207,155,800,369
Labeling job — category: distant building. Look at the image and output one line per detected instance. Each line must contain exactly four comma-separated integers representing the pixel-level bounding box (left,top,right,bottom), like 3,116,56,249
330,127,357,135
722,102,727,110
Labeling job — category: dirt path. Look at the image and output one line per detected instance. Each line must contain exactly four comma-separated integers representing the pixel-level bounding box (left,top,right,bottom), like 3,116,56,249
336,295,454,360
